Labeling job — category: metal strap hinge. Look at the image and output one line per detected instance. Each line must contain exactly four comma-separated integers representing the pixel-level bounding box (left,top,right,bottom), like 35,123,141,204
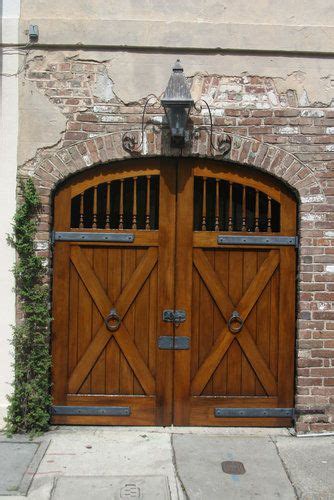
217,235,298,247
214,407,295,419
52,231,135,244
51,406,131,416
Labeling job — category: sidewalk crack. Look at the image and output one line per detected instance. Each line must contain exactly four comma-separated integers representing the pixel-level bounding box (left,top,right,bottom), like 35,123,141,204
170,434,189,500
270,436,299,499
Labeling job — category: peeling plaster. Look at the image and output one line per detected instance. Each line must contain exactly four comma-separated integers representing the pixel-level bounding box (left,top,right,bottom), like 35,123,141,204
18,80,67,166
92,69,114,101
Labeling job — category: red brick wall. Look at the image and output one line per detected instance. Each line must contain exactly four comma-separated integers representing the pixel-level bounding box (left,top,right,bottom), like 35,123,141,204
21,58,334,433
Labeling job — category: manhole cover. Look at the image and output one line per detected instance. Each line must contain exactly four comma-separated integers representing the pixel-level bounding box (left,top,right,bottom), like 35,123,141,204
221,461,246,475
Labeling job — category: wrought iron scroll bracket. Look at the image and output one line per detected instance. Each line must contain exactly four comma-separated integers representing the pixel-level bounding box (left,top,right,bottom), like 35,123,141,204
191,98,231,156
122,94,160,153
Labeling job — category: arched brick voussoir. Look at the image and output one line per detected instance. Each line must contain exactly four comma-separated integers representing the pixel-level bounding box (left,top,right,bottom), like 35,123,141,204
207,133,324,203
34,129,325,205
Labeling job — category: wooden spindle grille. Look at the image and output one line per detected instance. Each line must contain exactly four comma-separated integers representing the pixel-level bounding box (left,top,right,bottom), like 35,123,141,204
70,175,159,230
193,176,280,233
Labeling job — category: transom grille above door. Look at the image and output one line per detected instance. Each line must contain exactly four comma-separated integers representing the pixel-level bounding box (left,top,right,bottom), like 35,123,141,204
71,175,160,230
194,176,280,232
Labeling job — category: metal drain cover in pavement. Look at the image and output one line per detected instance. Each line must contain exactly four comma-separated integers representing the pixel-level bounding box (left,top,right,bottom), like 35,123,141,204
222,461,246,475
52,476,171,500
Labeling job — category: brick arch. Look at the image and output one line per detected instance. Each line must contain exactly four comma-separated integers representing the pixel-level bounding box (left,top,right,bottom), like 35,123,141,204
33,129,330,433
34,130,323,203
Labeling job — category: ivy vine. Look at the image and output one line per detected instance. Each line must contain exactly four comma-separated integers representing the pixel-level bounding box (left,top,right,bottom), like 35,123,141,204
6,178,52,435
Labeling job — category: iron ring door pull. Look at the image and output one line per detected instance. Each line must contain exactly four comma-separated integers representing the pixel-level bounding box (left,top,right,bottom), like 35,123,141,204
104,308,121,332
227,310,244,334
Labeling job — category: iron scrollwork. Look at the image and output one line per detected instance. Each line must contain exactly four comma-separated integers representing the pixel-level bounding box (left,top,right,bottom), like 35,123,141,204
121,95,231,156
191,98,231,155
122,94,160,153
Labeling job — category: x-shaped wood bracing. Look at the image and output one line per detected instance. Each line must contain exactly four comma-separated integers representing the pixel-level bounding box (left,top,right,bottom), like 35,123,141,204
68,246,157,395
191,249,280,396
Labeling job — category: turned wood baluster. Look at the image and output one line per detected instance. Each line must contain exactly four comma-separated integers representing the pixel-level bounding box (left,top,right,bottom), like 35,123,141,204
242,185,247,231
92,186,98,229
105,181,111,229
215,178,220,231
202,177,207,231
255,189,260,232
145,176,151,230
132,177,137,230
119,179,124,229
228,181,233,231
79,192,84,228
267,196,272,233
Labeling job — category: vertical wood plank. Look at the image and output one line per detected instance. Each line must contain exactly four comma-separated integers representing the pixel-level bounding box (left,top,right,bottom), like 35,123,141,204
133,248,149,394
156,159,177,425
77,247,93,394
227,250,242,395
212,249,228,395
90,248,107,394
255,250,271,395
120,248,136,394
106,247,122,394
199,250,214,395
241,250,257,395
174,158,193,424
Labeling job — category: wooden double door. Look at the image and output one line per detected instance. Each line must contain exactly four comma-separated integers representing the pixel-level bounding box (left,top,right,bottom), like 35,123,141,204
52,158,297,426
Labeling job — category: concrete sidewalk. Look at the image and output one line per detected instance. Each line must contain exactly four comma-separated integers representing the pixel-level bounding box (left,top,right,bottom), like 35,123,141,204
0,427,333,499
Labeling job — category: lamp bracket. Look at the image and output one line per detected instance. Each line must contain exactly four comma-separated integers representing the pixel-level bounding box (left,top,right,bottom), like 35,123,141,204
122,94,160,153
191,99,232,155
121,95,231,157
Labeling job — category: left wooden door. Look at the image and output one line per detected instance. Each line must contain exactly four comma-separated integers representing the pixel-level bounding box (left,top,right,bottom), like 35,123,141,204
52,159,177,425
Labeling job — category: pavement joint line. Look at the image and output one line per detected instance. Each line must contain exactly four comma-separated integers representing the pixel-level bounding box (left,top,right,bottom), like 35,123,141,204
270,436,299,499
170,434,189,500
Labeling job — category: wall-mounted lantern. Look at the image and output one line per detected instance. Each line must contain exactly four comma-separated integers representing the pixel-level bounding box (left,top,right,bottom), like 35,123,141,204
122,60,231,155
160,60,194,147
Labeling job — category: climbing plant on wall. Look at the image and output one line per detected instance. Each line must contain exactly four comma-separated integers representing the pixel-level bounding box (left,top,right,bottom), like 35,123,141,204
6,178,52,435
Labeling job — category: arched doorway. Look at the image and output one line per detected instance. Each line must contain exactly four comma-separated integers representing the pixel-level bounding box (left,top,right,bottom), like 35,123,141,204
51,157,297,426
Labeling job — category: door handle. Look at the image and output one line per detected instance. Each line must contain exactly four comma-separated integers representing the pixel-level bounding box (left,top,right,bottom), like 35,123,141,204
104,308,121,332
227,310,244,334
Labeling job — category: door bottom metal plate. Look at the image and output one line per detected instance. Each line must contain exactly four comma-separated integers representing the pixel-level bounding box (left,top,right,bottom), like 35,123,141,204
51,406,131,416
214,408,294,418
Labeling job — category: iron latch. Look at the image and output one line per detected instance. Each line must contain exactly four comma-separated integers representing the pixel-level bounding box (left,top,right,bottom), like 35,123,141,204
162,309,186,324
158,336,190,350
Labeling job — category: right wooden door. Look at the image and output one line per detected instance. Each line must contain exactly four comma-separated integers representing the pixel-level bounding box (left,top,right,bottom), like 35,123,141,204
173,159,297,427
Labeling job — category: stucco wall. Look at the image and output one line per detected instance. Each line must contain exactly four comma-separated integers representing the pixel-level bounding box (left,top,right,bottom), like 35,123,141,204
0,0,20,427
